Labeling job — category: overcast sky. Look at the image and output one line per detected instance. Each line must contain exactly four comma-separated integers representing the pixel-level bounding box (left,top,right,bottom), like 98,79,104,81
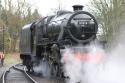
26,0,91,16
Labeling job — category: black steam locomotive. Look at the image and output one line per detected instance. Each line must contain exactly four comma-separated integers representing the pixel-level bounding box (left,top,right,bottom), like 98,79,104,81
20,5,98,77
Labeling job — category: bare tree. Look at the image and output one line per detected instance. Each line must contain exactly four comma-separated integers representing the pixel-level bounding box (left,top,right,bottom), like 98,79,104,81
90,0,125,46
0,0,41,53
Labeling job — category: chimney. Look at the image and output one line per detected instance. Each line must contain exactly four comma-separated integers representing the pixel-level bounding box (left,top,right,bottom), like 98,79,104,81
72,5,84,11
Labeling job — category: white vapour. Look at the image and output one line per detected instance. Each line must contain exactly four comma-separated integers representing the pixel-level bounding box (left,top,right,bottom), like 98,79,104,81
62,27,125,83
33,60,51,78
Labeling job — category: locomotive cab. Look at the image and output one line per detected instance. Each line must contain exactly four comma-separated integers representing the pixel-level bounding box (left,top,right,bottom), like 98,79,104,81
20,24,32,55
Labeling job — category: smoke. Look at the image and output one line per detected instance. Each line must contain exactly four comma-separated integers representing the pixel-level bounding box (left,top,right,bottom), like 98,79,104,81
33,59,52,78
61,26,125,83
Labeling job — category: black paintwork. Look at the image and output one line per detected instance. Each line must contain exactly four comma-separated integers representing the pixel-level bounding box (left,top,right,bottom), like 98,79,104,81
19,9,98,76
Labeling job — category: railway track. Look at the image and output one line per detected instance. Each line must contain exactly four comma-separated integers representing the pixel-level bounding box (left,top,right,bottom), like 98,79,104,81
1,64,37,83
1,64,65,83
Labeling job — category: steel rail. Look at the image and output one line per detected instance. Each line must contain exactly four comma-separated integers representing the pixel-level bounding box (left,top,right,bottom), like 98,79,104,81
1,66,12,83
13,65,38,83
1,70,9,83
1,63,37,83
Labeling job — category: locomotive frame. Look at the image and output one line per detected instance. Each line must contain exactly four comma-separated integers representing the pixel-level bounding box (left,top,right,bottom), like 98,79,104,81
20,5,98,77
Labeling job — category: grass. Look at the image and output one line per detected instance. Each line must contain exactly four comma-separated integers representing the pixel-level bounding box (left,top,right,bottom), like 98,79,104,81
4,53,21,65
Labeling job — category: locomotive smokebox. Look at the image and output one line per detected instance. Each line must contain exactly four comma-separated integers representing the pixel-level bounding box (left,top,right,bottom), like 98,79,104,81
72,5,84,11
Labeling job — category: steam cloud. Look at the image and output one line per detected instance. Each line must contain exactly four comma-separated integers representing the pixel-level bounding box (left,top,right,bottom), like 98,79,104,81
61,26,125,83
33,59,51,78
